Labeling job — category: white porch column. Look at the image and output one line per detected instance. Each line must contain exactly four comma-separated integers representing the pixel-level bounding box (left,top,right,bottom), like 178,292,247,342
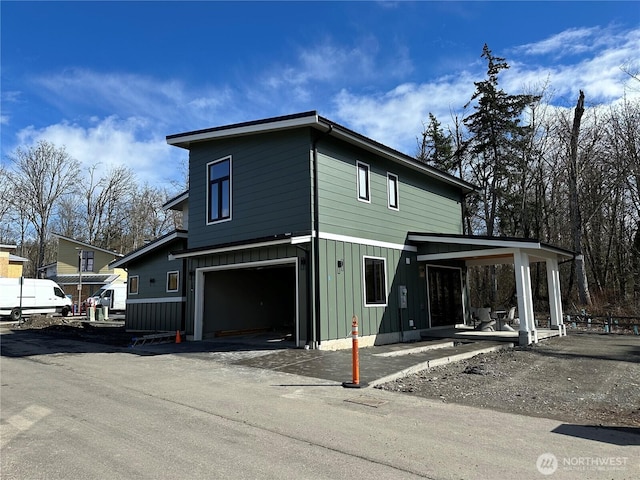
514,251,536,346
546,257,566,336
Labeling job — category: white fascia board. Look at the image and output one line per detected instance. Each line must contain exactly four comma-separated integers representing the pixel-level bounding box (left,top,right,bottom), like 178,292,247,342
290,235,312,245
167,114,319,147
163,191,189,210
418,246,570,265
408,234,543,250
111,231,187,268
320,231,417,252
170,235,311,260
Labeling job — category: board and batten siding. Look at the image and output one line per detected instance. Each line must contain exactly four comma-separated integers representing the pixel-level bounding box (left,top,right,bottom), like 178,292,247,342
185,244,309,342
187,129,313,250
316,139,463,245
317,238,425,344
126,301,183,332
124,240,185,332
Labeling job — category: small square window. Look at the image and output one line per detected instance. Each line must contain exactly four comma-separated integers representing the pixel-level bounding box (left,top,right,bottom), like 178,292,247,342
387,173,399,210
363,256,387,306
128,276,139,295
167,271,179,293
356,161,370,202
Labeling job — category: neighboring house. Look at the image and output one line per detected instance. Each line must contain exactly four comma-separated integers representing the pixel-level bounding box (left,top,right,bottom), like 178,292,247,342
119,111,571,348
0,244,28,278
41,235,127,308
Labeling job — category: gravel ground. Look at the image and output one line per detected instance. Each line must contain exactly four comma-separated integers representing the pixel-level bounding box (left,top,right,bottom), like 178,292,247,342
376,332,640,427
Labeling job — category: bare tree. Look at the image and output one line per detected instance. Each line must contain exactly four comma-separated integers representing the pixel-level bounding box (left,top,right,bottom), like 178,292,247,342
6,141,80,272
83,165,137,247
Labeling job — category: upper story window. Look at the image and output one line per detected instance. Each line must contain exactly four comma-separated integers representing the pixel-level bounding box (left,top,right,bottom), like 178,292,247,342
207,156,232,224
79,251,94,272
387,173,399,210
356,161,370,203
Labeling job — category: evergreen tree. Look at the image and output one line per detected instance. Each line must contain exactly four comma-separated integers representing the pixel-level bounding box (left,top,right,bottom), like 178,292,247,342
463,44,541,236
417,113,455,172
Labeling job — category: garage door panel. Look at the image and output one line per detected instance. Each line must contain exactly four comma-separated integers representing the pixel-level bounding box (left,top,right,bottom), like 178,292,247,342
203,267,295,337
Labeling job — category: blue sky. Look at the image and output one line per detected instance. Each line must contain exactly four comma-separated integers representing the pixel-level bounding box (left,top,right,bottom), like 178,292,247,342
2,1,639,189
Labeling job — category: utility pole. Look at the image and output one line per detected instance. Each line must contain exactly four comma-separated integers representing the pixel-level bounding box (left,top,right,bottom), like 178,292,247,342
76,248,83,314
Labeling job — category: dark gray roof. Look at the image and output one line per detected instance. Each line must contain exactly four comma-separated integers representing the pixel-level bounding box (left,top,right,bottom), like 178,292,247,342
47,274,119,285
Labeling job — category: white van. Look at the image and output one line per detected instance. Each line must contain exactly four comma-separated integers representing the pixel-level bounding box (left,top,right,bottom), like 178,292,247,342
91,282,127,311
0,278,73,321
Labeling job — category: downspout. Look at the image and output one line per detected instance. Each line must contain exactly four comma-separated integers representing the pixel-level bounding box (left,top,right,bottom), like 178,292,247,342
311,124,333,349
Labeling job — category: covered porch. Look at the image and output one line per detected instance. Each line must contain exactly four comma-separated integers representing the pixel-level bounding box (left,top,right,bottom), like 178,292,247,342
420,325,562,344
409,233,574,346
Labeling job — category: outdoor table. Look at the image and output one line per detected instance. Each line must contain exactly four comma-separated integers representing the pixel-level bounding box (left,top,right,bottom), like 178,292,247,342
493,310,507,330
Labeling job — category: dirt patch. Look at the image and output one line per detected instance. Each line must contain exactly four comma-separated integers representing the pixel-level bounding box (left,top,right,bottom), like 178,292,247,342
9,314,132,346
376,332,640,428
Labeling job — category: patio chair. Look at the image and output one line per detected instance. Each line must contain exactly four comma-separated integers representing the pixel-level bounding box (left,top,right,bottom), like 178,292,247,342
475,307,496,331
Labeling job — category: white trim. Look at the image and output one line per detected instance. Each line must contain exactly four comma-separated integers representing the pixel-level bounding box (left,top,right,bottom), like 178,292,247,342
206,155,232,225
409,234,544,249
290,235,312,245
166,271,179,293
320,232,417,252
356,161,371,203
111,231,187,268
167,114,319,146
163,191,188,210
409,233,573,259
128,275,139,295
387,172,399,211
362,255,388,307
127,297,186,304
193,257,299,346
170,237,301,259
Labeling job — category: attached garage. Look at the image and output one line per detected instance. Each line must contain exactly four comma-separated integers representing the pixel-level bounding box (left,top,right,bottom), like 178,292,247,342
201,262,297,338
191,255,304,345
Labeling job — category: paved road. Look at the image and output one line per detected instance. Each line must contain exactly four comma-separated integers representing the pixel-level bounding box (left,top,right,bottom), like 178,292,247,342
1,330,638,479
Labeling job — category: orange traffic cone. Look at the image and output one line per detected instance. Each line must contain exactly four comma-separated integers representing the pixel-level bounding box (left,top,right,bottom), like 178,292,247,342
175,330,182,344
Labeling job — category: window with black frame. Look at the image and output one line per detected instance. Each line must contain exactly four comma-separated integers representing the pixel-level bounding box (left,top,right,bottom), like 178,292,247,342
364,256,386,306
207,156,231,223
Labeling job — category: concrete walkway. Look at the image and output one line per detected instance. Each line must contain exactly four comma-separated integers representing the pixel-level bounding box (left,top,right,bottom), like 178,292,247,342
131,337,514,387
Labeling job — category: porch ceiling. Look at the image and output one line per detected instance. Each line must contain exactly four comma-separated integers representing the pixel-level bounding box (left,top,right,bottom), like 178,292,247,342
408,233,574,266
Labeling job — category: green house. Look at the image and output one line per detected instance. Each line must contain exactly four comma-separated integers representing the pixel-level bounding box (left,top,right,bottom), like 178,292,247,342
117,111,571,348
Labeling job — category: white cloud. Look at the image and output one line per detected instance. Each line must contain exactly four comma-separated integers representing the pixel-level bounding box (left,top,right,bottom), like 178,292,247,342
506,27,640,104
332,73,477,155
331,26,640,155
15,116,185,189
31,69,235,132
514,26,605,58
